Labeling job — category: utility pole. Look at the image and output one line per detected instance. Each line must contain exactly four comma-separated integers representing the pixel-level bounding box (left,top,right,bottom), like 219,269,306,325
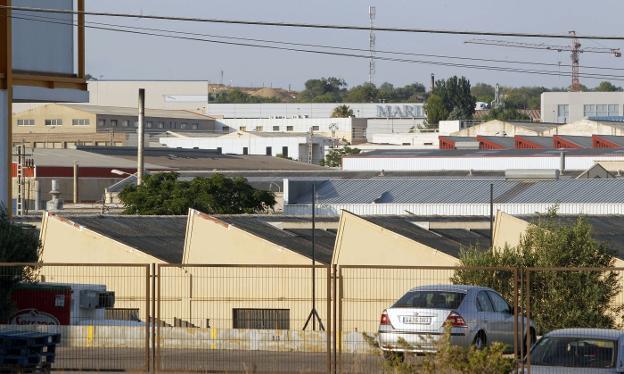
1,1,13,216
368,6,376,85
137,88,145,186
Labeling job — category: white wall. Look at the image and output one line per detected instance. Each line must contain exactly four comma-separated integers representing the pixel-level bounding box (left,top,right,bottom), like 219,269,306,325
368,132,439,147
365,118,426,140
541,92,624,123
342,155,624,171
160,135,325,163
205,103,425,119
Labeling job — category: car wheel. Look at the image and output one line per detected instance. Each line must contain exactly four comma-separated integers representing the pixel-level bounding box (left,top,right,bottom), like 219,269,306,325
383,351,405,363
473,331,487,350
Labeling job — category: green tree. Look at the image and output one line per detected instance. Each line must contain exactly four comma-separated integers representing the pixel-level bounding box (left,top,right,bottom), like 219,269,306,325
320,146,361,167
0,207,40,322
119,173,276,215
594,81,622,92
452,212,621,335
482,107,531,121
344,83,378,102
423,94,449,127
298,77,346,102
471,83,495,103
212,89,280,103
331,105,354,118
433,76,476,120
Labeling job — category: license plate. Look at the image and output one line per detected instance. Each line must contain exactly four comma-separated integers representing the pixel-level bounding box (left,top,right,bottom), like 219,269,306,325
401,316,431,324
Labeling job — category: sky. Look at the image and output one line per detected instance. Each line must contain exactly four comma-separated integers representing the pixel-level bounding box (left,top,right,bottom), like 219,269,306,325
84,0,624,90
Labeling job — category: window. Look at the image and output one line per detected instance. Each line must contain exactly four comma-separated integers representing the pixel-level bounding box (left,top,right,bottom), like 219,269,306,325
312,125,320,131
157,122,164,129
255,126,263,132
44,119,62,126
96,119,105,127
557,104,569,122
17,119,35,126
487,291,511,314
133,121,138,128
584,104,619,117
191,123,198,130
242,147,248,155
146,121,153,129
233,309,289,330
171,122,177,129
72,119,90,126
273,126,280,131
110,120,118,128
286,126,294,131
122,120,129,128
239,126,247,131
476,291,494,312
531,337,616,368
282,146,288,157
266,146,272,156
393,291,465,309
180,122,188,129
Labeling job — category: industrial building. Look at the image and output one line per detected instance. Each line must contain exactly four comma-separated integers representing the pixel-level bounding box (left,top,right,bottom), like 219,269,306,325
342,148,624,172
159,131,331,164
541,91,624,123
12,104,216,149
284,178,624,216
216,117,368,144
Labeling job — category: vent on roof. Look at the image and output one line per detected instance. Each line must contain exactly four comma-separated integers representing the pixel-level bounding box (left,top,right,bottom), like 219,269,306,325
505,169,559,180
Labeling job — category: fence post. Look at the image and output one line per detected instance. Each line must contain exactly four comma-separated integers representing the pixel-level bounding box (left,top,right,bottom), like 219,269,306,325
525,269,532,374
513,267,519,362
332,264,338,374
326,265,332,374
144,264,151,372
338,266,343,362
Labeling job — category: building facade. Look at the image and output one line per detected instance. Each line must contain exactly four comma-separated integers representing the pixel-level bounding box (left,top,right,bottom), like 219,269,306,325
13,104,216,148
541,91,624,123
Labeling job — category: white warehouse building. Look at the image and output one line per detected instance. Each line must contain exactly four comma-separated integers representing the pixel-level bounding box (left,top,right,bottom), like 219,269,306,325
216,117,368,144
541,91,624,123
160,131,331,164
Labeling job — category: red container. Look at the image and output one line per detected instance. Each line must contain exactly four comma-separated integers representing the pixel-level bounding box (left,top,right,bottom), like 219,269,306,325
10,284,72,325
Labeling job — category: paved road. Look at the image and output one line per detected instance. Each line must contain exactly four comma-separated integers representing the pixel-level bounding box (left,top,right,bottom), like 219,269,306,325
52,348,384,373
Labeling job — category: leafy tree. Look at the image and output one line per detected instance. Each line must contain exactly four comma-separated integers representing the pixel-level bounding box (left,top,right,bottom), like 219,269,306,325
298,77,346,102
503,86,552,110
212,89,281,103
0,207,40,322
471,83,495,104
432,76,476,120
423,94,449,127
482,107,531,121
320,146,360,167
331,105,354,118
119,173,276,215
344,83,378,102
594,81,622,92
452,212,621,335
377,82,426,102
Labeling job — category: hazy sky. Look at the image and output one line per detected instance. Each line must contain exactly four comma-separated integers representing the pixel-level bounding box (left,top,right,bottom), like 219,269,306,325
85,0,624,90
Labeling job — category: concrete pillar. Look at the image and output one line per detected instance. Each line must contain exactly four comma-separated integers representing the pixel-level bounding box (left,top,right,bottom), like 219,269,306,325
0,89,8,213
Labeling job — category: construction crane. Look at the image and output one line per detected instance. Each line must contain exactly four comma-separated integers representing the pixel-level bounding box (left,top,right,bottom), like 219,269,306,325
465,31,622,92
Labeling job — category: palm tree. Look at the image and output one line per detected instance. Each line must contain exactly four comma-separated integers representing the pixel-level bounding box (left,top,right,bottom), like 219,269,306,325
331,104,354,118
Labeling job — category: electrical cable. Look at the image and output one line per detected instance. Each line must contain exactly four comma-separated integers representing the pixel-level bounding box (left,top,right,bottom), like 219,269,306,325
5,4,624,40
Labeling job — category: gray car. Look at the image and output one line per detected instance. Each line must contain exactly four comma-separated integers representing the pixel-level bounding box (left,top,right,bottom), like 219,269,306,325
526,329,624,373
378,284,534,357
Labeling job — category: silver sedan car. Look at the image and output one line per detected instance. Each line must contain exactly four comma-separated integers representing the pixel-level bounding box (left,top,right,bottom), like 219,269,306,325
378,285,534,356
526,329,624,373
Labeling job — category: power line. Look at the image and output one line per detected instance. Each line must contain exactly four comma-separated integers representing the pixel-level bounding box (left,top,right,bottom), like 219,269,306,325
11,14,624,82
6,4,624,41
15,12,624,74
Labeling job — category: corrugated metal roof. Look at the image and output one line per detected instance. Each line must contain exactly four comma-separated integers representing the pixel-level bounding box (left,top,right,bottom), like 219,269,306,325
63,104,213,120
289,179,624,205
518,136,553,148
557,135,593,148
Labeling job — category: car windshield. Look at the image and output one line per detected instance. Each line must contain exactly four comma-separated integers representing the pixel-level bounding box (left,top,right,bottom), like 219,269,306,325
393,291,465,309
531,337,617,368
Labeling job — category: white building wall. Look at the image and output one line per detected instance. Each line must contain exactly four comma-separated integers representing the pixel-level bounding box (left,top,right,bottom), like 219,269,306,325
342,155,624,171
160,135,325,163
368,132,439,147
285,203,624,216
204,103,425,119
541,92,624,123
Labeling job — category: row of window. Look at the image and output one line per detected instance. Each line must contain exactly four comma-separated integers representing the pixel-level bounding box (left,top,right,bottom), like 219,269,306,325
97,119,199,130
583,104,619,117
238,125,321,132
235,146,289,157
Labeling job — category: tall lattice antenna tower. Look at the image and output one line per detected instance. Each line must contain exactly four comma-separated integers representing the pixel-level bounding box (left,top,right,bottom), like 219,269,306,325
569,31,581,92
368,6,376,85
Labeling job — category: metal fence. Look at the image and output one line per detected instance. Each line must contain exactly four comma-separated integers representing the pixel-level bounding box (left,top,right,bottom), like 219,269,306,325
2,263,624,373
